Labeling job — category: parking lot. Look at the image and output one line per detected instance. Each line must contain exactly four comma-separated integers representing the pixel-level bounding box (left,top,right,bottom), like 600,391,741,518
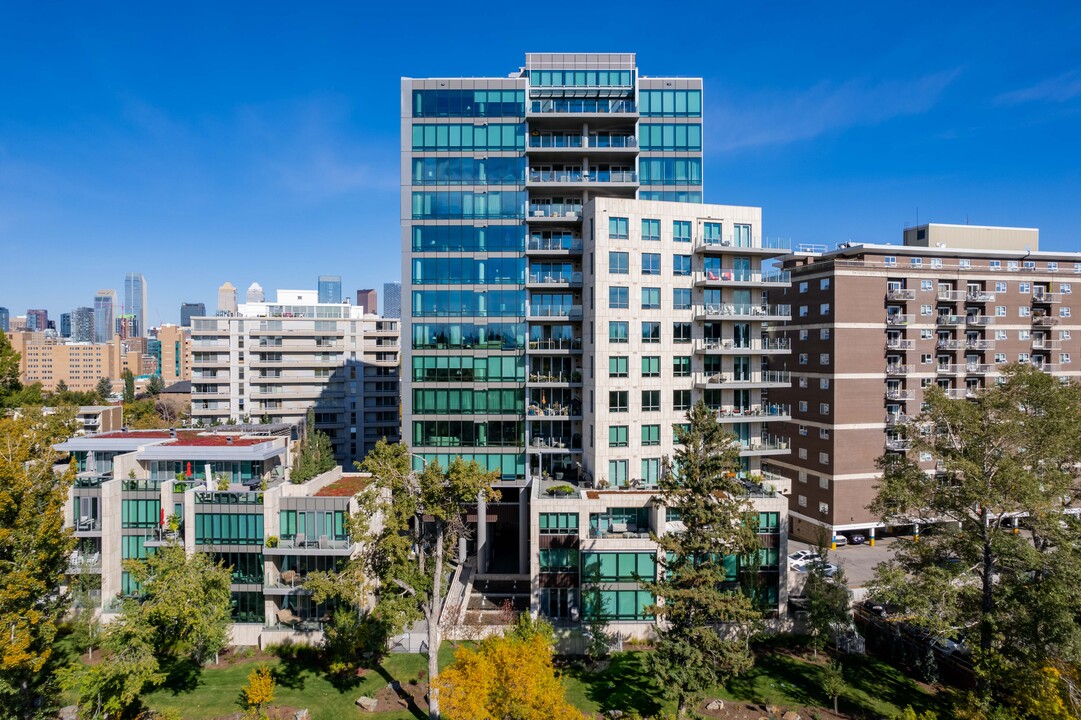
787,534,902,592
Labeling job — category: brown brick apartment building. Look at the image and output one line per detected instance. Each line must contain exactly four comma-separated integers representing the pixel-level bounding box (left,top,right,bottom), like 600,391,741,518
767,224,1081,544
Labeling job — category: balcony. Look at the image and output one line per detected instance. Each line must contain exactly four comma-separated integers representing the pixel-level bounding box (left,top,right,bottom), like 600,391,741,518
693,270,790,287
885,364,914,376
526,403,581,419
886,339,915,350
527,236,583,254
73,517,102,534
527,270,583,287
528,134,584,149
887,289,916,301
936,315,965,326
1034,363,1062,374
715,404,791,423
527,435,582,453
694,338,790,355
885,438,911,452
1032,314,1059,326
529,305,582,320
738,435,790,456
936,339,965,350
694,371,790,389
936,364,963,375
966,339,995,350
527,371,582,386
885,388,915,401
945,388,970,400
885,413,910,427
528,204,582,220
528,99,637,115
886,314,914,326
694,304,792,321
1032,291,1062,304
527,169,638,186
935,289,965,302
527,338,583,353
694,237,791,255
965,363,994,374
264,536,354,555
68,552,102,573
1031,339,1061,351
966,316,994,326
965,290,996,302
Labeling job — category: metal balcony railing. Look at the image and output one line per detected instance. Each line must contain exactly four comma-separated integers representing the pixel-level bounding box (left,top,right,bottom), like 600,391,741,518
887,289,916,301
527,236,583,252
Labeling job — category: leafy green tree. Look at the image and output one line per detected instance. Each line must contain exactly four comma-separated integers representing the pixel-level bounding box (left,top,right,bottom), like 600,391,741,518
126,544,233,663
0,331,21,403
95,376,113,403
821,660,846,714
643,401,761,718
870,365,1081,712
54,379,68,395
61,610,163,720
122,368,136,403
345,440,499,719
290,409,336,482
0,407,77,719
146,373,164,396
803,560,850,659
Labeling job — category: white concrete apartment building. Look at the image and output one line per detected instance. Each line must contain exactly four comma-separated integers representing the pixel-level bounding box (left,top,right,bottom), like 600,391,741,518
523,196,793,627
189,289,400,465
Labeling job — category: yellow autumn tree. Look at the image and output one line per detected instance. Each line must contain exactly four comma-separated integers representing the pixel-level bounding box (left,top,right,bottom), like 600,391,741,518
243,664,276,719
435,615,585,720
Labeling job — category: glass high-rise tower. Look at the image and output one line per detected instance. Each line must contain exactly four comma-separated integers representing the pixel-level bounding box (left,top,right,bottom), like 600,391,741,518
125,272,148,337
403,53,704,563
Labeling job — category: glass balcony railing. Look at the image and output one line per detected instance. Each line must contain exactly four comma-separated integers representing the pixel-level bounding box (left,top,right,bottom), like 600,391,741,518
528,271,583,285
527,170,637,183
528,135,583,148
528,235,582,252
529,204,582,218
529,305,583,319
529,99,637,114
695,304,792,319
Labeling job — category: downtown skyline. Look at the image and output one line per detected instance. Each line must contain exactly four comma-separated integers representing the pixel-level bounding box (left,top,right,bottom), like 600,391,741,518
2,1,1080,322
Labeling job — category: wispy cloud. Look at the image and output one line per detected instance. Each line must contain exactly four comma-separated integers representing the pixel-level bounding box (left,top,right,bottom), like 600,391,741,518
706,70,961,152
996,69,1081,105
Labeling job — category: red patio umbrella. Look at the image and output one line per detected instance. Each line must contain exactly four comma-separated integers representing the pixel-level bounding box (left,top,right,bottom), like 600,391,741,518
186,461,193,478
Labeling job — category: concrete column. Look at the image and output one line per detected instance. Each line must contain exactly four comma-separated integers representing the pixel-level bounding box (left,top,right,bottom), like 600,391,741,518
518,488,529,574
477,492,488,574
459,536,467,563
869,526,876,547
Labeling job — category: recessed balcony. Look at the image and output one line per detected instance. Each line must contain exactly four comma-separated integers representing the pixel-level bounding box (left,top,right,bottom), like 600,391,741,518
694,304,792,321
694,371,790,389
694,338,790,355
693,270,789,287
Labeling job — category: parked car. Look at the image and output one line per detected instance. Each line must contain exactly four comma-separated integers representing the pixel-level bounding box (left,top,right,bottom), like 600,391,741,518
848,533,867,545
860,599,888,617
833,535,848,547
788,549,821,568
797,559,839,577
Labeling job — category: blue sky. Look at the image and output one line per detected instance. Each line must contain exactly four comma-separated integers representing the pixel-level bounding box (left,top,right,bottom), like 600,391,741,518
2,1,1080,324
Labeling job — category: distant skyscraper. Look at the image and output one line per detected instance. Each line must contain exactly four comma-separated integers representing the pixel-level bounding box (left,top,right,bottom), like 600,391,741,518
94,290,116,343
246,282,265,303
217,282,237,315
60,313,71,338
25,309,48,332
318,275,342,304
382,282,401,319
0,307,8,332
71,307,95,342
124,272,148,337
115,314,138,341
180,302,205,327
356,289,378,314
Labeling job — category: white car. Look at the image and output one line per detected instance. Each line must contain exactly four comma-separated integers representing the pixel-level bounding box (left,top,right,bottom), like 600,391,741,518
788,550,821,568
797,559,840,577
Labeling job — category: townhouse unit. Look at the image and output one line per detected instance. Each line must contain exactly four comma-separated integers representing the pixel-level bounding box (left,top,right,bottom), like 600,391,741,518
766,224,1081,543
403,53,792,628
188,288,400,466
56,427,371,647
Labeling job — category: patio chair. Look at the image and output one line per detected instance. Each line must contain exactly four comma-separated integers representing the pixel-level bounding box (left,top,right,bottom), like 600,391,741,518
318,535,329,549
295,532,307,548
276,607,300,626
280,569,297,587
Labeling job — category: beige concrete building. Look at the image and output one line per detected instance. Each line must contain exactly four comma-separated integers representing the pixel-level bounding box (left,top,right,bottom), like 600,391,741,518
189,289,400,465
767,224,1081,544
155,324,192,385
8,331,159,393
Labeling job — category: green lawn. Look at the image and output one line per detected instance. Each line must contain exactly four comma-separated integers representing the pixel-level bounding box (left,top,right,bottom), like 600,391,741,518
125,641,936,719
143,645,459,720
561,648,939,718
